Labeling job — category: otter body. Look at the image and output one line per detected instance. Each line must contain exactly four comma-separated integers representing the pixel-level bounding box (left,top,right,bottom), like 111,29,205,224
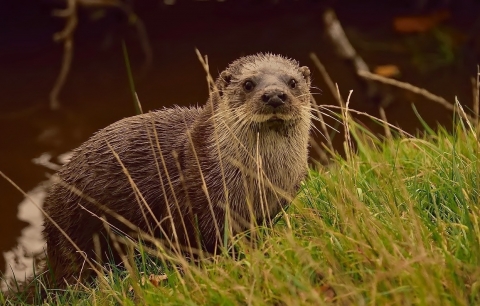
43,53,312,286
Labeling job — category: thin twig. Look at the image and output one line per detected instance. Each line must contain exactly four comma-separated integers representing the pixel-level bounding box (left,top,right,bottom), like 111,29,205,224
311,95,334,154
358,70,475,123
378,106,392,140
310,52,344,108
322,8,393,107
320,104,413,138
50,0,77,110
49,0,152,110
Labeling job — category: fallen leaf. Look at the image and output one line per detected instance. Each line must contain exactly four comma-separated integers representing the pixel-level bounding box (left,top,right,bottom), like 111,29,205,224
374,65,400,78
393,10,450,33
148,273,168,287
317,284,336,302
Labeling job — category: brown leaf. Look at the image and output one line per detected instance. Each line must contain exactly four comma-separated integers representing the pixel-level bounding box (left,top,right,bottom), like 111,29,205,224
373,65,400,78
148,273,168,287
393,10,450,33
318,284,336,302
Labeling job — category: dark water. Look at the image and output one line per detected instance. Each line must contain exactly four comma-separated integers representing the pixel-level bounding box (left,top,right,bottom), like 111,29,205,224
0,0,478,283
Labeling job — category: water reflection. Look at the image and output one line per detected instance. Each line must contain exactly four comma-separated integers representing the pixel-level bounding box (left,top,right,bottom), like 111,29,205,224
1,152,71,291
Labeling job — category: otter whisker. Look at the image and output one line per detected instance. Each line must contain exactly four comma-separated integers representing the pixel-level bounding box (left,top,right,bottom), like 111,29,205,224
301,105,344,126
309,86,323,92
295,92,317,99
307,114,341,134
308,123,329,142
318,105,344,117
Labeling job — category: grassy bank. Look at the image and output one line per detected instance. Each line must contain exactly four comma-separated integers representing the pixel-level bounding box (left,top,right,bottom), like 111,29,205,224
2,116,479,305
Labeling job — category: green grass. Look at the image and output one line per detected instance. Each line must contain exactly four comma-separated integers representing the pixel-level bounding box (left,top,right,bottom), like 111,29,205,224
2,117,480,305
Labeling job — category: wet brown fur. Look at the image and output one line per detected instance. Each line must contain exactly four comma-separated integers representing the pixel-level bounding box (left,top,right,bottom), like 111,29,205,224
42,53,312,289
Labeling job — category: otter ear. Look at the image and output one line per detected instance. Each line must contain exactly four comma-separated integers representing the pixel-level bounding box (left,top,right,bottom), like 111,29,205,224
299,66,311,86
219,71,232,88
213,70,232,96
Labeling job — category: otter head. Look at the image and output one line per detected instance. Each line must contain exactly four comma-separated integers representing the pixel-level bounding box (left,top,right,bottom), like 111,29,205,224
214,53,311,131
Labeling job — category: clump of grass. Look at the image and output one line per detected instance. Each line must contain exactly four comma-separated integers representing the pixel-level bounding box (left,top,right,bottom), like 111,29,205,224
3,114,479,305
300,119,480,304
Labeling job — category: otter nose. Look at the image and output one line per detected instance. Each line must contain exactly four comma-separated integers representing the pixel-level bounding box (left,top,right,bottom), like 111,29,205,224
261,90,287,108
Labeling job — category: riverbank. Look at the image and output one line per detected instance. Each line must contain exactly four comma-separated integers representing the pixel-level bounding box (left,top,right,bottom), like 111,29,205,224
3,110,479,305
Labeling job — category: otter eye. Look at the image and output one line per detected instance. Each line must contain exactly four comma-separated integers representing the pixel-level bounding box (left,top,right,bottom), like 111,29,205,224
288,79,297,89
243,80,255,92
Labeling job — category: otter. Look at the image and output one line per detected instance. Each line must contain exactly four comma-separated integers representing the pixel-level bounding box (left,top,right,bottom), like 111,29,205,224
42,53,312,287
